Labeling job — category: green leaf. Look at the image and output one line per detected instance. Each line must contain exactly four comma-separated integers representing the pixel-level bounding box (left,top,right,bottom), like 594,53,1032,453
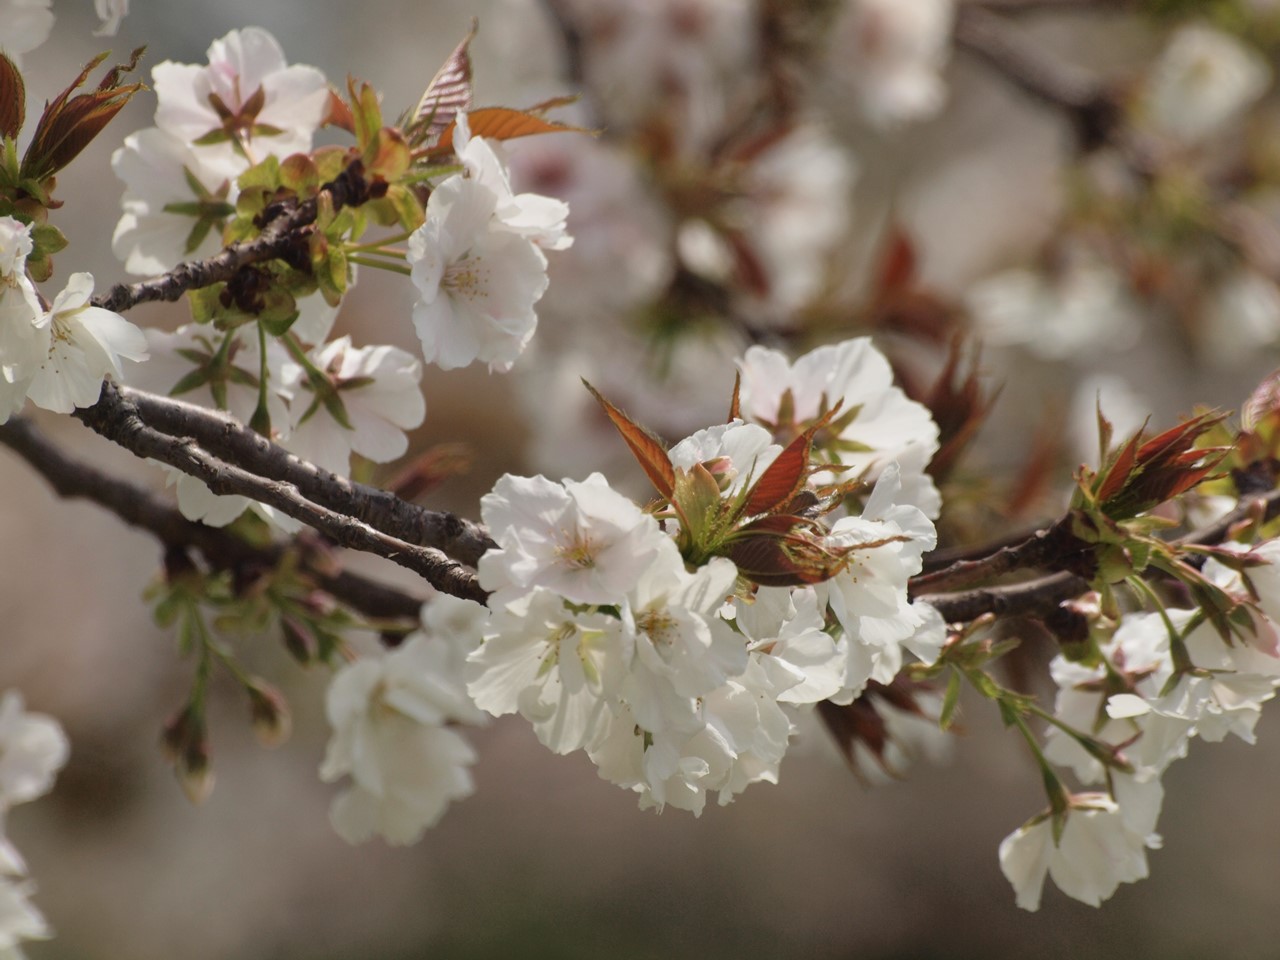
939,670,962,731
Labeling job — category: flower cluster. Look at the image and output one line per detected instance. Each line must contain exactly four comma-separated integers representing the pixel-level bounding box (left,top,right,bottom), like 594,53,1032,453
0,691,69,959
999,545,1280,910
320,596,487,845
462,336,942,815
112,27,330,276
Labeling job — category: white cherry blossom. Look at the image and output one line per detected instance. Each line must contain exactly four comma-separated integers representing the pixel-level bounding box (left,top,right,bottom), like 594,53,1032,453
0,691,68,810
831,0,954,127
0,218,42,423
152,27,329,180
467,589,630,754
667,420,781,497
737,338,941,516
25,273,148,415
821,465,937,701
999,794,1152,911
453,113,572,251
320,634,478,845
408,176,549,372
730,586,845,705
1144,23,1271,145
0,0,53,64
477,471,670,606
966,258,1140,360
619,546,744,734
93,0,128,36
283,337,425,477
111,128,235,275
0,870,51,958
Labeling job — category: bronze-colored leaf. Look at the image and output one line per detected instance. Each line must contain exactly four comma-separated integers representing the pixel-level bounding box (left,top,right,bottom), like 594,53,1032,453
742,405,840,517
409,20,475,148
428,106,590,156
21,48,145,186
583,379,675,499
0,53,24,139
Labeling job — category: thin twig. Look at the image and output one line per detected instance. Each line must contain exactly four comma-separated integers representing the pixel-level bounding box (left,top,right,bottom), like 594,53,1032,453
0,417,425,620
91,159,376,315
954,4,1122,149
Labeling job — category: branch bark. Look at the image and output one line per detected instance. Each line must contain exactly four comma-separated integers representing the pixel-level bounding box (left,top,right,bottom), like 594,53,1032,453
91,159,377,315
954,4,1122,150
108,382,495,567
75,385,488,604
0,416,425,620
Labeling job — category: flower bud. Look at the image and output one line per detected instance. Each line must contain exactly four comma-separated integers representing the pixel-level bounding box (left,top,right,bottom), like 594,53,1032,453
246,680,291,748
281,615,317,664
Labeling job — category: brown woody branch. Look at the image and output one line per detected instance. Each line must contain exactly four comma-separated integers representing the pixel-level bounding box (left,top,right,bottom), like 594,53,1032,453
91,159,377,315
110,382,495,567
0,416,424,620
75,385,487,604
918,570,1088,623
954,4,1122,150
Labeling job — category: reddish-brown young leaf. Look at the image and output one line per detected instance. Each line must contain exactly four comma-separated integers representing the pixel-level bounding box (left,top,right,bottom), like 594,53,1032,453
727,371,742,424
583,380,675,499
874,226,917,298
0,54,24,139
409,20,475,148
21,48,145,186
323,88,355,133
923,336,997,482
742,405,841,517
428,107,589,156
383,443,473,501
727,515,844,587
1096,430,1142,505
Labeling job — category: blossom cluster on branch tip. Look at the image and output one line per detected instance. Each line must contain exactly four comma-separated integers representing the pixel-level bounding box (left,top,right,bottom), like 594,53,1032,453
0,691,69,958
456,336,943,818
102,26,572,527
998,543,1280,911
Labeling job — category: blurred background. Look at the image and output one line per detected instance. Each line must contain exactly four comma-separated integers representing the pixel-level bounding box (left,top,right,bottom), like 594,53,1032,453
5,0,1280,956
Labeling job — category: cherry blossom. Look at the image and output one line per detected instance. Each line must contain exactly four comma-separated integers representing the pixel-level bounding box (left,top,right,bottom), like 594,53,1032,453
282,337,425,477
408,176,550,372
738,337,941,516
152,27,329,180
1143,23,1271,146
821,466,937,701
0,0,53,64
477,471,670,606
467,589,629,754
110,128,235,275
831,0,954,127
0,218,43,424
999,794,1152,911
320,632,478,845
0,692,68,810
24,273,148,415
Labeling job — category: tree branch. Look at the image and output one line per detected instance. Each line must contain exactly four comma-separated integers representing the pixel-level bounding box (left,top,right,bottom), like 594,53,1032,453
953,4,1122,150
0,416,425,620
919,570,1088,623
105,382,496,567
75,386,488,604
91,159,377,315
